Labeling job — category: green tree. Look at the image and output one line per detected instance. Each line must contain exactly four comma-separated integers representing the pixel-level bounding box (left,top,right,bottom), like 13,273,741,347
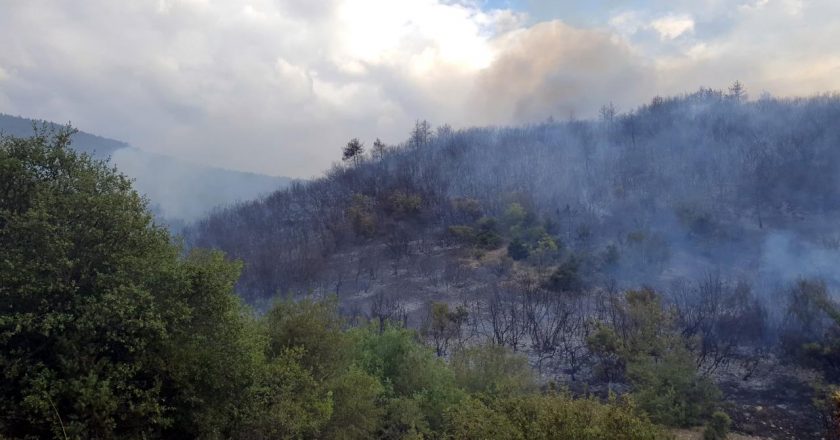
352,325,464,433
588,289,721,427
323,366,385,440
343,137,365,165
0,128,178,438
163,250,265,438
443,397,520,440
239,348,333,439
0,128,262,438
265,296,351,381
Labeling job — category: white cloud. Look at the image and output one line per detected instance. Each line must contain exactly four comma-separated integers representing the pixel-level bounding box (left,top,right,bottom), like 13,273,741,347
650,14,694,40
0,0,518,177
607,10,694,41
738,0,769,13
607,11,646,37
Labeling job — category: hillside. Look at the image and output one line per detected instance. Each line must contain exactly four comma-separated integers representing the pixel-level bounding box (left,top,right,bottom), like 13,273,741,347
0,114,292,223
189,90,840,302
187,89,840,437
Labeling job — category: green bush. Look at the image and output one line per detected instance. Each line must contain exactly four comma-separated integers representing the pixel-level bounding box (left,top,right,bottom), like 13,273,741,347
628,352,721,427
445,393,667,440
507,238,530,260
450,344,536,397
475,217,503,249
545,256,583,292
444,397,520,440
702,411,731,440
379,397,430,440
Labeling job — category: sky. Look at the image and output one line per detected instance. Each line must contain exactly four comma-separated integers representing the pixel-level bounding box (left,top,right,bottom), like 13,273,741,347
1,0,839,178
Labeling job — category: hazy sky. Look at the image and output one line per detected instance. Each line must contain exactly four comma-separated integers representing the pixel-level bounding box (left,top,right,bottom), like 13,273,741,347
2,0,839,177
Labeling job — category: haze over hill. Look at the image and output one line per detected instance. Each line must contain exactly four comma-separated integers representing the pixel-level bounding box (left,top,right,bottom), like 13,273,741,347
0,114,291,223
189,88,840,304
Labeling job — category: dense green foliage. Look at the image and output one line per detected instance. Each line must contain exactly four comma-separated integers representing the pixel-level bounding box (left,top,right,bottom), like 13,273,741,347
1,128,231,437
445,393,665,440
0,130,670,438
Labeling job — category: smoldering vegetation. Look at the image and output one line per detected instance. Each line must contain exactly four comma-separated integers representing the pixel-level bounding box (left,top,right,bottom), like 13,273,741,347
187,87,840,437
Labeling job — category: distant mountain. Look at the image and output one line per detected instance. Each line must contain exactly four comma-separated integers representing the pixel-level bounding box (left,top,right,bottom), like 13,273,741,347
0,114,292,224
0,113,128,158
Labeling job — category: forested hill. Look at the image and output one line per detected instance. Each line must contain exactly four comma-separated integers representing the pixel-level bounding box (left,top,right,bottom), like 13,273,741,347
0,114,292,223
188,89,840,305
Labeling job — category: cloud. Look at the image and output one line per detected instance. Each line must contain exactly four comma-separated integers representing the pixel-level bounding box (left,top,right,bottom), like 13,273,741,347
650,14,694,40
649,0,840,96
0,0,517,177
1,1,840,178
